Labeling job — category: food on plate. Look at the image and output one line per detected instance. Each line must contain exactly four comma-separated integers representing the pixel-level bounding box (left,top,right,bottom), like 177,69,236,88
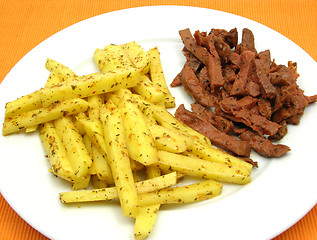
147,47,176,108
3,98,90,136
172,27,317,158
2,41,253,239
60,172,178,203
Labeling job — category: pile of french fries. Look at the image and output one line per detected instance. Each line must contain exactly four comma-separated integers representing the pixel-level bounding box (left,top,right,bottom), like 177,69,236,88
2,42,253,239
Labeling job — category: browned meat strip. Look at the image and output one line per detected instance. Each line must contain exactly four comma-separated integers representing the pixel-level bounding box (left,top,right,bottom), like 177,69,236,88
237,96,258,109
269,62,299,87
235,28,257,54
246,80,261,97
210,28,238,49
190,102,234,133
213,34,232,63
197,66,211,91
271,84,308,124
257,50,271,73
258,98,272,119
222,64,236,83
230,51,256,96
180,65,219,107
255,59,277,99
175,104,251,157
239,130,290,158
171,49,202,87
269,120,288,141
219,97,281,136
193,31,220,60
179,28,224,90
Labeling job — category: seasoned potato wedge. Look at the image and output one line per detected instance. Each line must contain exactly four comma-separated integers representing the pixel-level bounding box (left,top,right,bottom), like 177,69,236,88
100,100,139,218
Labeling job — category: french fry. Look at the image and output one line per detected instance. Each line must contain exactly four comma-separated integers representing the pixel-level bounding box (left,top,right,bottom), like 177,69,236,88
121,41,150,73
134,205,159,240
131,74,165,103
184,138,253,171
5,71,65,119
91,174,109,189
45,58,77,81
73,112,87,136
119,94,158,166
130,159,145,172
134,165,162,240
100,100,139,218
138,179,222,206
91,144,114,184
40,68,143,107
39,121,79,183
4,90,42,118
147,47,175,108
149,123,193,153
3,98,90,136
72,175,91,190
54,116,92,178
26,72,64,133
45,72,63,87
131,94,158,124
83,134,96,175
60,172,177,203
132,171,142,183
94,45,134,73
157,150,251,185
77,118,108,157
87,94,104,120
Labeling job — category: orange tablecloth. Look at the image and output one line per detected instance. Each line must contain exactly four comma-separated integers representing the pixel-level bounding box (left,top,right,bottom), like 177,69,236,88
0,0,316,239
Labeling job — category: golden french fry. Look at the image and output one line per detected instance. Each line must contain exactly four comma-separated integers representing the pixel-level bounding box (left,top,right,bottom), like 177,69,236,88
72,175,91,190
39,121,79,183
149,123,193,153
59,172,177,203
91,174,109,189
54,116,92,178
121,41,150,73
119,94,158,166
4,90,42,118
25,72,64,133
45,72,63,87
87,94,104,120
83,134,95,174
133,165,162,240
3,98,90,136
130,159,145,172
73,112,87,136
134,205,159,240
131,74,165,103
40,68,143,107
91,144,114,184
138,179,222,206
94,45,134,73
77,118,108,157
147,47,175,108
157,150,251,185
100,100,139,218
131,94,158,124
45,58,77,81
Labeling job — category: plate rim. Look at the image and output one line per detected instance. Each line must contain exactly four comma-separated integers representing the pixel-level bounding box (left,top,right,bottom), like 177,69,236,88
0,5,316,240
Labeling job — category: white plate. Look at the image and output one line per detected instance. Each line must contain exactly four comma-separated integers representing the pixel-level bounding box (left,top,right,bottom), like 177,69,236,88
0,6,316,240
